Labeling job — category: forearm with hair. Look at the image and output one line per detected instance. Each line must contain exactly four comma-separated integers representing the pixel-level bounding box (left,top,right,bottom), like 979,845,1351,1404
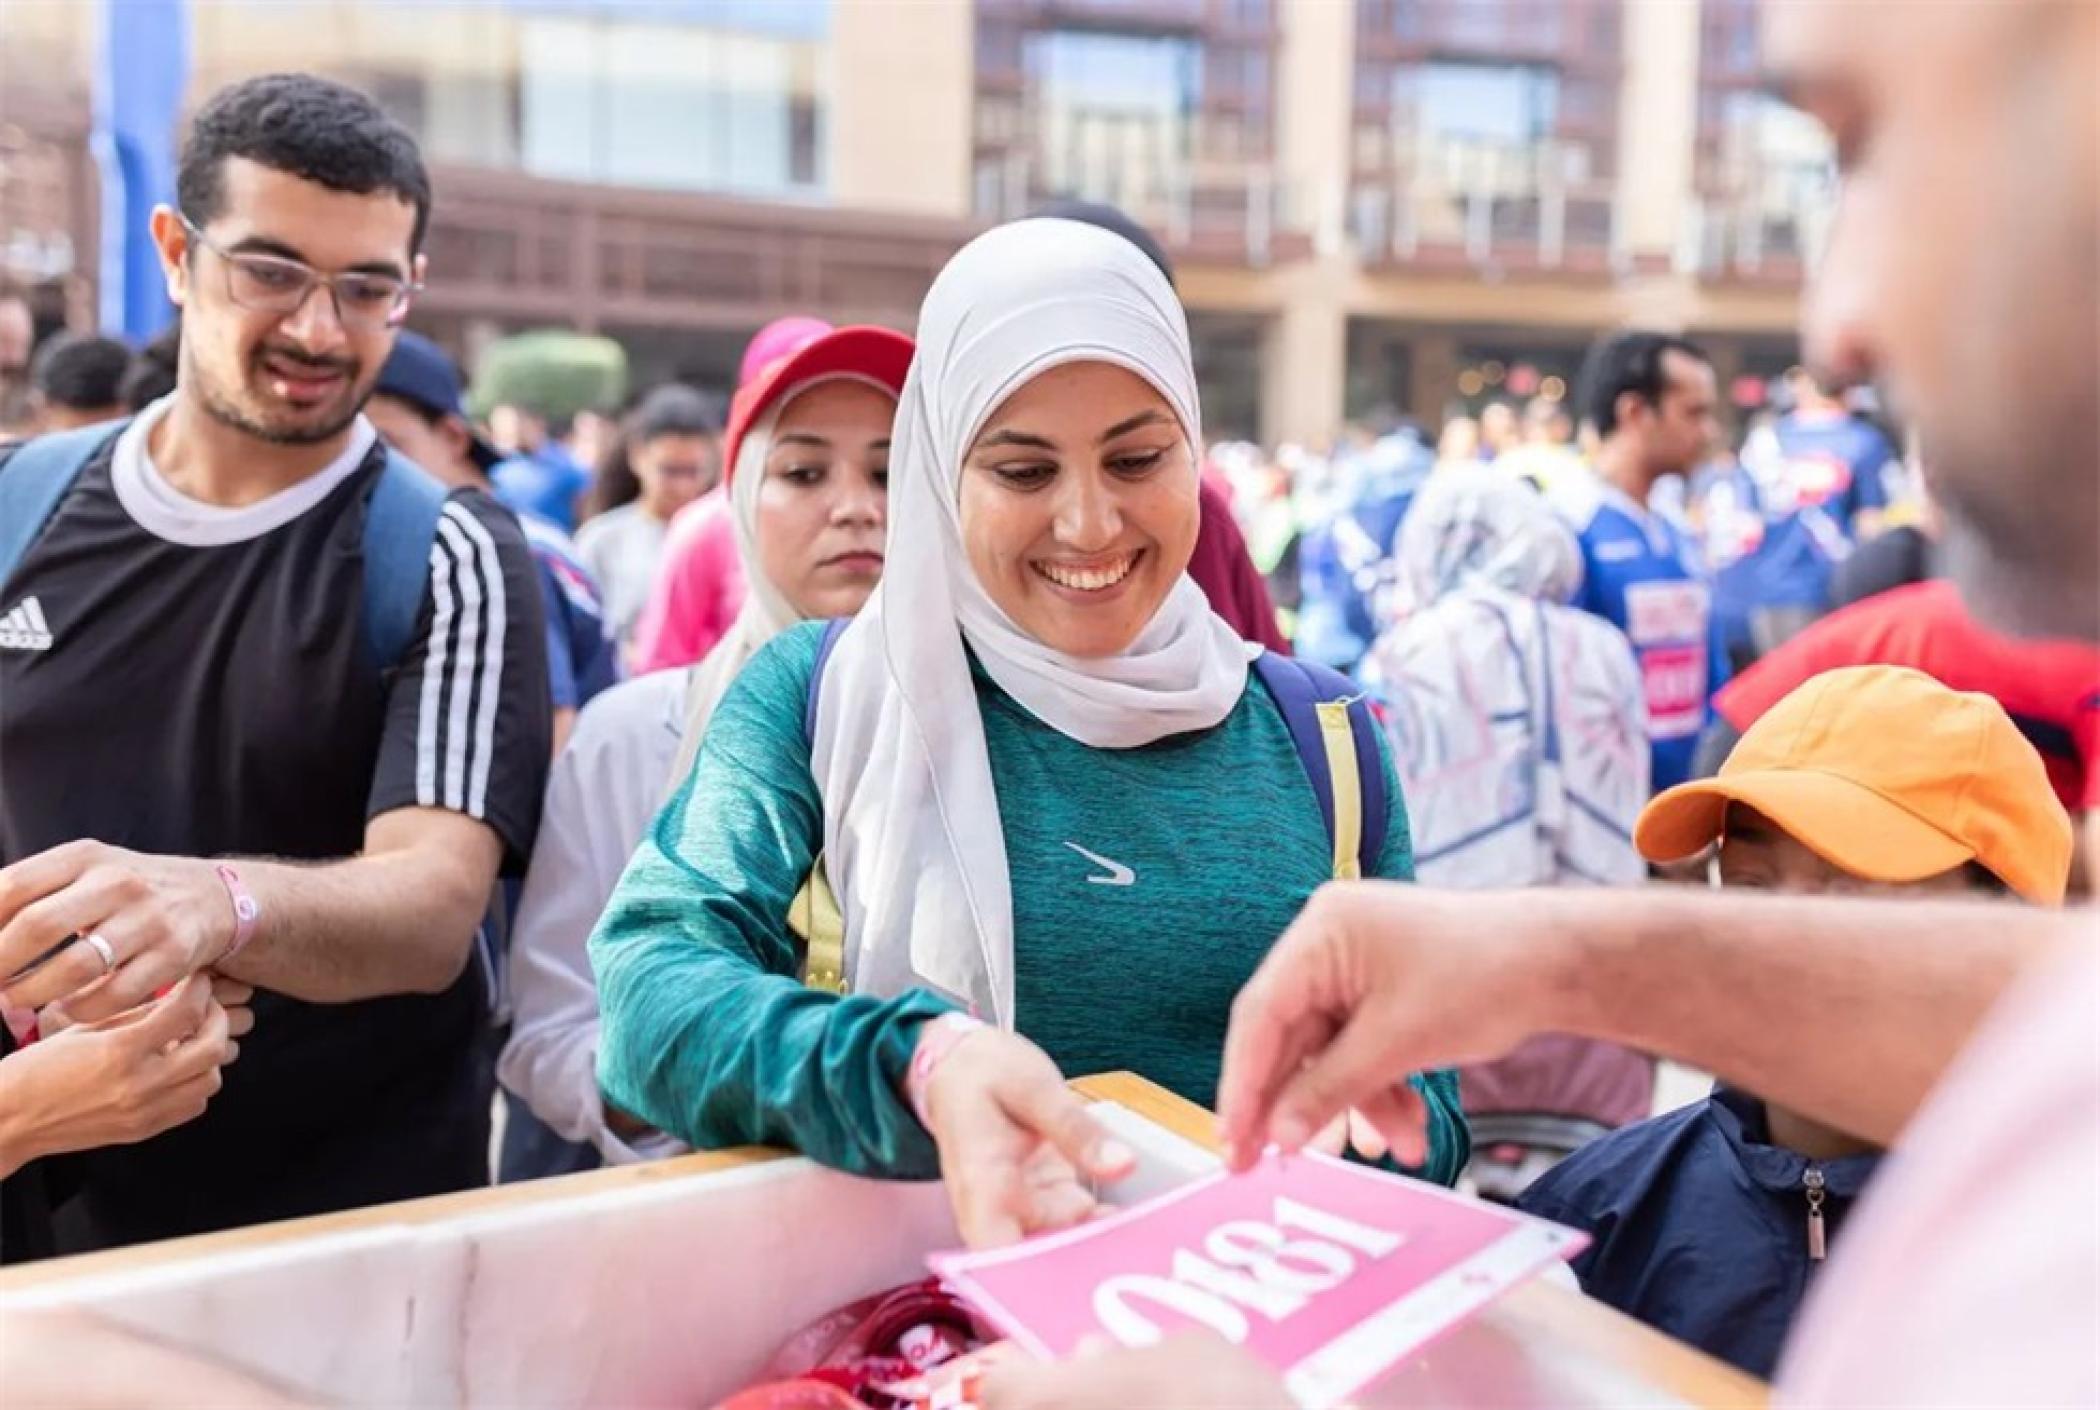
214,812,499,1003
1549,887,2072,1145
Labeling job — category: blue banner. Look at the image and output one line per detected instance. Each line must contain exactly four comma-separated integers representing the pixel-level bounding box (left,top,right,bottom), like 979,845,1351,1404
93,0,189,343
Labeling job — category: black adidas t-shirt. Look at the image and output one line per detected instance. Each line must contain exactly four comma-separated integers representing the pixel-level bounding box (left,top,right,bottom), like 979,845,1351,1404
0,413,550,1254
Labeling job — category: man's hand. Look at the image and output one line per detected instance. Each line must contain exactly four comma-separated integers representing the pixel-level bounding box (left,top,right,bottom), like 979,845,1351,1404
0,842,237,1024
922,1026,1137,1248
1218,881,1571,1172
979,1334,1287,1409
0,973,250,1178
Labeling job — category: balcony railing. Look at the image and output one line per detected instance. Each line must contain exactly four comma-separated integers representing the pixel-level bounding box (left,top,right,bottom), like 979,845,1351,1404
973,145,1304,268
1349,135,1619,272
1685,156,1834,281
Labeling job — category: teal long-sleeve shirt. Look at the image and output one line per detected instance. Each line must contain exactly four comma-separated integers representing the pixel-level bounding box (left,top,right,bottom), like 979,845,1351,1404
590,622,1468,1184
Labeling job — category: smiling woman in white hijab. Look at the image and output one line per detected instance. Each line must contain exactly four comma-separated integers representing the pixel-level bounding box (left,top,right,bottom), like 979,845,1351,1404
589,219,1465,1247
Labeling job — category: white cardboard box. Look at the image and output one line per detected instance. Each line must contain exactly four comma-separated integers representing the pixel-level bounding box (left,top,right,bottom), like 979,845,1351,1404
2,1102,1736,1407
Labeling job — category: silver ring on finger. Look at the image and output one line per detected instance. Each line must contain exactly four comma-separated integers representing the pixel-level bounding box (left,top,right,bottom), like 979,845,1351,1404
82,931,117,975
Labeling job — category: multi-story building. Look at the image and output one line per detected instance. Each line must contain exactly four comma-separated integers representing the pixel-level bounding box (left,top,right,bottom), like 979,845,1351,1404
0,0,1824,443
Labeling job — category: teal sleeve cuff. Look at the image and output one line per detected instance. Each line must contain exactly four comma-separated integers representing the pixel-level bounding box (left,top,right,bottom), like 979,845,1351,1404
1407,1067,1471,1187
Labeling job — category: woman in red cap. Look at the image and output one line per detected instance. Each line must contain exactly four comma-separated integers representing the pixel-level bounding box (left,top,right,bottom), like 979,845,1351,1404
632,317,856,673
497,323,911,1171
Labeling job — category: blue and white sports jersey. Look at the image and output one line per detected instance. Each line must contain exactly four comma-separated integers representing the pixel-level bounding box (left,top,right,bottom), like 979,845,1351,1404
1723,411,1900,616
1549,475,1731,793
1756,410,1900,528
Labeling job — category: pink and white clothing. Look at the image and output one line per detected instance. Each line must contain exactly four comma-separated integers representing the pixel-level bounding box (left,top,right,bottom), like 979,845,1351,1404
630,489,746,674
1777,939,2100,1408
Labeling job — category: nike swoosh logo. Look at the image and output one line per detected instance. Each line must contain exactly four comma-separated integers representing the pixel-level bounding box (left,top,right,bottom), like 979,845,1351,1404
1064,842,1135,887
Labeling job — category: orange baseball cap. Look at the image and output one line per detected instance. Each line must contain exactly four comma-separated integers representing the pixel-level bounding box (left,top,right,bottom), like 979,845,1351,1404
1636,665,2074,905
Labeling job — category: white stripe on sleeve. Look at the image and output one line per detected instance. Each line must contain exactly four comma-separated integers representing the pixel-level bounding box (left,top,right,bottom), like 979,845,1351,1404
434,510,488,812
416,529,463,808
447,503,510,818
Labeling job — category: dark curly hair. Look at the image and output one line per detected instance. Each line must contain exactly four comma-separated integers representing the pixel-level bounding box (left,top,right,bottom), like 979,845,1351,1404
177,73,431,254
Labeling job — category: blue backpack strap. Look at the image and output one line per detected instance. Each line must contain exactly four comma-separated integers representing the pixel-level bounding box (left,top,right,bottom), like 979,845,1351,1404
803,617,853,743
1252,652,1389,879
0,421,129,594
359,448,449,674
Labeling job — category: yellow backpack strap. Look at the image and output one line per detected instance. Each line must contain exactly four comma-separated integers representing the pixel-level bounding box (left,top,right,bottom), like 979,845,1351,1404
787,854,848,994
1315,700,1364,880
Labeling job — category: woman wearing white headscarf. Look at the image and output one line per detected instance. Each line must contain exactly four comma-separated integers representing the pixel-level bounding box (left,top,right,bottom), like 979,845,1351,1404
496,324,908,1170
1357,470,1655,1186
590,221,1465,1245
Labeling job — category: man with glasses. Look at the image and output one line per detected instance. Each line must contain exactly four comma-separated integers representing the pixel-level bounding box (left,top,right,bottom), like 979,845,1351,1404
0,74,550,1256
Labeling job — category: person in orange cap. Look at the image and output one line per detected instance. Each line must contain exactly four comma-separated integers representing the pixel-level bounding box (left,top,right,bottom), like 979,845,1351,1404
1512,664,2071,1377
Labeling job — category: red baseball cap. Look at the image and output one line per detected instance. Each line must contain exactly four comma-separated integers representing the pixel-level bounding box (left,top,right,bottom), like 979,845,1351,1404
739,316,834,385
722,324,914,490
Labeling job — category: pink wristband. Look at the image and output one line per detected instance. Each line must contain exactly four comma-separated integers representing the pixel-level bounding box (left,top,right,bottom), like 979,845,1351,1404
215,863,260,961
907,1012,985,1131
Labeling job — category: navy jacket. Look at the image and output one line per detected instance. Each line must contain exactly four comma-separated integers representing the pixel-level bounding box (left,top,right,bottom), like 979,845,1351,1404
1517,1086,1881,1379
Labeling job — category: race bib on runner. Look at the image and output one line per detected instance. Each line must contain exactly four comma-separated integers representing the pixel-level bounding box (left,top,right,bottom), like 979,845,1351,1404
1640,643,1708,739
1624,581,1711,739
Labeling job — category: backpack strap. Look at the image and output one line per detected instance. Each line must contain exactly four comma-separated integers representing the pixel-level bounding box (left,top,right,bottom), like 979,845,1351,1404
1252,652,1389,880
0,421,129,594
359,448,449,674
803,616,852,742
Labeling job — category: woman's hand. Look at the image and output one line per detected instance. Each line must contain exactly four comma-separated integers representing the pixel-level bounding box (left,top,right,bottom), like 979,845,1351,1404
920,1025,1137,1247
0,973,248,1178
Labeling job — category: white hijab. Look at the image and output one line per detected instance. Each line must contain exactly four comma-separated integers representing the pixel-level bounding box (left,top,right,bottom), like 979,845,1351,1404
808,219,1253,1027
671,375,889,786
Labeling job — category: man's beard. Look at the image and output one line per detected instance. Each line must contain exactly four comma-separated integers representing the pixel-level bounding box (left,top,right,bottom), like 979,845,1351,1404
200,349,367,446
1936,492,2100,645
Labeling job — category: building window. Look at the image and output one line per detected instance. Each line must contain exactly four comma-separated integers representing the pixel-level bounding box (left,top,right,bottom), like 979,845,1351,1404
972,0,1284,253
1405,62,1560,146
1711,90,1835,258
788,96,821,188
1024,29,1201,210
517,14,823,198
1697,2,1836,273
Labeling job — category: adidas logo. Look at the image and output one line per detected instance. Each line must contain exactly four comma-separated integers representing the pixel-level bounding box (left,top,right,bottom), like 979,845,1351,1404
0,596,53,652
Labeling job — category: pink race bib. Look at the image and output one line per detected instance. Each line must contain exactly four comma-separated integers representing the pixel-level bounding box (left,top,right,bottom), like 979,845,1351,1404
930,1153,1585,1409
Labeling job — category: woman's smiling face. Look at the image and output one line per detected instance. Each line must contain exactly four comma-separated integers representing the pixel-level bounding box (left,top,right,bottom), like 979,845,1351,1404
958,360,1199,659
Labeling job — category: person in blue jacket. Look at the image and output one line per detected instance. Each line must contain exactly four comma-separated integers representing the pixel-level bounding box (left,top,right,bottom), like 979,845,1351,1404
1519,665,2073,1378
